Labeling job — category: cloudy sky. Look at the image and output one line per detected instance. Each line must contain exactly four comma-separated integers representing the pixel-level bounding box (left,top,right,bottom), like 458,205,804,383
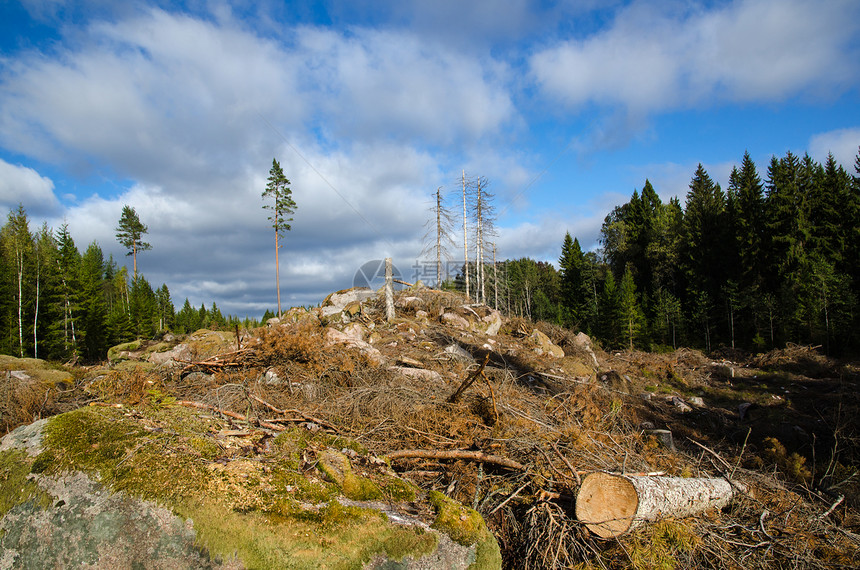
1,0,858,317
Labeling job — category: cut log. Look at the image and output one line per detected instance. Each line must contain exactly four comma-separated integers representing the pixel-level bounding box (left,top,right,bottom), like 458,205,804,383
575,471,744,538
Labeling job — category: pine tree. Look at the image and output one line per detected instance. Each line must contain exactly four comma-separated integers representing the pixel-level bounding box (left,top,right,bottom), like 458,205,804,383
115,205,151,279
262,158,296,316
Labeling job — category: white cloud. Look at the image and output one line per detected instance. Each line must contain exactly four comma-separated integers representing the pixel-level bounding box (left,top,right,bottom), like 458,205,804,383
296,27,515,145
0,159,59,216
530,0,860,113
809,128,860,171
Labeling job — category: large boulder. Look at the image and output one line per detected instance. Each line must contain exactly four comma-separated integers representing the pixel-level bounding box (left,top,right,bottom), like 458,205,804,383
320,287,377,319
529,330,565,358
0,405,501,569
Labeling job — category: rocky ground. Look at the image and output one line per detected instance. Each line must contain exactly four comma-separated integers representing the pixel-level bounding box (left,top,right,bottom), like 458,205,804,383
2,285,859,569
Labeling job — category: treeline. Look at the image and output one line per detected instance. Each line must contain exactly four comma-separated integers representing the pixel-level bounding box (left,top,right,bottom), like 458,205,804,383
457,149,860,355
0,206,256,363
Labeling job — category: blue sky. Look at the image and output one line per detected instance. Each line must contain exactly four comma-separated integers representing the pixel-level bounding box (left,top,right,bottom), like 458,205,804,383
1,0,858,317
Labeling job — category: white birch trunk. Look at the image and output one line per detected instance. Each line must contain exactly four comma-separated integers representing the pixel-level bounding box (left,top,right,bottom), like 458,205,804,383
576,471,744,538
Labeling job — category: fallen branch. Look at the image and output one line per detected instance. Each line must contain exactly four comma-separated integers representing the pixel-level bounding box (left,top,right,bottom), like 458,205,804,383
248,394,340,433
177,400,284,432
385,448,525,471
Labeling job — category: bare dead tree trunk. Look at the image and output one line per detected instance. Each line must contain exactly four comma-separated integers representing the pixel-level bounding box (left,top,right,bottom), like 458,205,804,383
462,170,470,300
576,472,744,538
493,242,498,309
385,257,395,322
436,188,443,288
475,182,482,303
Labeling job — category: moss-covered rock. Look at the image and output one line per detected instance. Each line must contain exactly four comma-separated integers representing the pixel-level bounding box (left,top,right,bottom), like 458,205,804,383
0,405,500,569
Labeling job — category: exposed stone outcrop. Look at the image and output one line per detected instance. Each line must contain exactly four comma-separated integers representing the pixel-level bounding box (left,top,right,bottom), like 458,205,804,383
0,405,501,569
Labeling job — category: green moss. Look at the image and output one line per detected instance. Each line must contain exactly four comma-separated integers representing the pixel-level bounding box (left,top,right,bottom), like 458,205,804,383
39,406,208,502
428,490,502,570
178,499,436,570
0,355,73,385
383,478,417,502
27,405,445,569
0,450,54,516
107,340,142,362
628,520,699,570
270,468,337,503
342,472,383,501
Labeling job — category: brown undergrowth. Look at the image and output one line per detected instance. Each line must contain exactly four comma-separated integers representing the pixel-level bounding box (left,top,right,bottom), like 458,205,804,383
3,289,859,569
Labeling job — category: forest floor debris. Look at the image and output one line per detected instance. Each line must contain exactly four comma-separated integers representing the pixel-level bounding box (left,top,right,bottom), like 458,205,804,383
2,286,859,569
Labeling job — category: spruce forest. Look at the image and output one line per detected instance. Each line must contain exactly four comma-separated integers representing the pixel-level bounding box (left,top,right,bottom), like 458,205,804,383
0,207,253,363
471,149,860,356
1,148,859,363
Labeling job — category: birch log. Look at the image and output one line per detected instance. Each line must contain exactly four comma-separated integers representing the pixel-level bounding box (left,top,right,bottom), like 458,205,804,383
575,471,744,538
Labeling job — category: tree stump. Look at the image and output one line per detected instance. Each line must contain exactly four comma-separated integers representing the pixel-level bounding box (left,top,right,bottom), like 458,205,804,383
575,472,743,538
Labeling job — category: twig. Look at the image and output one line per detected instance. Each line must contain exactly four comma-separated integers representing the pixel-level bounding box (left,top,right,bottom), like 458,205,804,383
248,393,340,433
817,494,844,520
687,438,733,471
385,448,525,471
177,399,285,434
731,427,751,479
490,480,531,515
551,442,582,486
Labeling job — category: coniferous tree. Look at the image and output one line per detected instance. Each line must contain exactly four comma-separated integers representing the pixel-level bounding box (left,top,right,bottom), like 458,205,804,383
54,223,81,359
599,271,621,347
115,205,151,279
262,158,296,317
155,284,175,332
79,242,108,361
682,165,727,348
559,232,584,326
618,266,644,350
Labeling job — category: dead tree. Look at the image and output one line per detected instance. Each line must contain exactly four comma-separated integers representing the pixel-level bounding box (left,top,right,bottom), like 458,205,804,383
420,187,456,288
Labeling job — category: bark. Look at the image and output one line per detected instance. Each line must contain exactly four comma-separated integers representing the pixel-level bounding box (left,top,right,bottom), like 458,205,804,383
385,449,524,471
575,471,744,538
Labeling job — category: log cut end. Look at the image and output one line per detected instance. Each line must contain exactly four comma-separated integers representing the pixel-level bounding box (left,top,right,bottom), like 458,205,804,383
575,471,639,538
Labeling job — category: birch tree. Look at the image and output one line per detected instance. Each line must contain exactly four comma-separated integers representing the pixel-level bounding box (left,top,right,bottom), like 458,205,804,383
1,205,32,357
